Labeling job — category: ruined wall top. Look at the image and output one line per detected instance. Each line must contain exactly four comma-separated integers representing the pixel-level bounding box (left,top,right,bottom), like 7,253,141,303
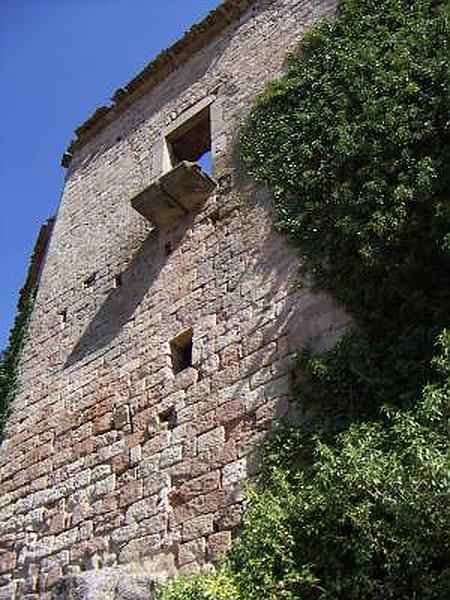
64,0,255,159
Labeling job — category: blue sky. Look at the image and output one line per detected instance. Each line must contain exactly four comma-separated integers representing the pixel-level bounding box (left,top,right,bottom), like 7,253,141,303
0,0,221,350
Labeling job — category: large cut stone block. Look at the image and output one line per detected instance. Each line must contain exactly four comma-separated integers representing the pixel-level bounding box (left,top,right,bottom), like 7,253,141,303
131,161,217,228
52,570,161,599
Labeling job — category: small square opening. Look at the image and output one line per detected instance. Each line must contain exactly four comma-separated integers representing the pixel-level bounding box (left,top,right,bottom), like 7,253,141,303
170,329,193,374
83,272,97,289
166,107,212,175
158,406,177,430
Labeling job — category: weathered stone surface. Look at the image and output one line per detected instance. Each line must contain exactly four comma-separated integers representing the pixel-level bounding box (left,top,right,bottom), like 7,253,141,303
114,576,160,600
131,162,217,229
130,179,185,229
182,514,214,542
178,538,206,566
207,531,232,563
222,458,247,486
197,426,226,453
51,570,160,599
113,405,130,430
0,0,349,596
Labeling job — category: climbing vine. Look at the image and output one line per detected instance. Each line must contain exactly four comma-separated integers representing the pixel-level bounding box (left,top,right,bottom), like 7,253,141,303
0,218,53,441
166,0,450,597
0,288,36,440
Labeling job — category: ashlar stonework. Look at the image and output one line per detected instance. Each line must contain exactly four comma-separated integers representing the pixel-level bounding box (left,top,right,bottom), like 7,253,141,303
0,0,347,597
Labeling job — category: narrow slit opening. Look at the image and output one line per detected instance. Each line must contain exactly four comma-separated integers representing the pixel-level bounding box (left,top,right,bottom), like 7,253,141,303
159,406,177,430
83,272,97,288
170,329,193,374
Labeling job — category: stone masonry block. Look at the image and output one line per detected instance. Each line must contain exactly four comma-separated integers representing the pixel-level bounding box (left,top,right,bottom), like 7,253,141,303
182,514,214,542
125,496,159,523
222,458,247,487
197,427,226,453
119,480,143,508
113,405,130,430
207,531,232,563
160,445,183,468
178,538,206,566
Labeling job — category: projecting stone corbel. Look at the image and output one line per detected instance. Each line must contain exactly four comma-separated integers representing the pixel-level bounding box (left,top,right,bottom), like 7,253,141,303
130,161,217,228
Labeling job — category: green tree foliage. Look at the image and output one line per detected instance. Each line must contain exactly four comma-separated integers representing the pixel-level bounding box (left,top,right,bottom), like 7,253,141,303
157,572,238,600
229,336,450,598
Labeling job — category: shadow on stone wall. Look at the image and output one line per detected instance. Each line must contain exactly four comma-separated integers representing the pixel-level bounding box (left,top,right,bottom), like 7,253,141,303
64,219,192,368
210,168,350,421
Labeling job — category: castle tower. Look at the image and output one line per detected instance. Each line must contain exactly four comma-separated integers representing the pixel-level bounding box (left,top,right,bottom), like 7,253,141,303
0,1,346,597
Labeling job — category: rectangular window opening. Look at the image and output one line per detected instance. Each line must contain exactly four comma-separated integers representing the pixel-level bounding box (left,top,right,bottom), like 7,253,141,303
166,106,212,174
170,328,193,374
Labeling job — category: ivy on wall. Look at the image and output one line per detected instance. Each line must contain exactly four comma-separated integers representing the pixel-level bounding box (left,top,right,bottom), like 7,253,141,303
0,289,36,439
0,217,54,441
159,0,449,597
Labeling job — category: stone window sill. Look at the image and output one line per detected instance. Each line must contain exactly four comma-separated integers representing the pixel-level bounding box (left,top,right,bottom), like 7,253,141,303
131,161,217,228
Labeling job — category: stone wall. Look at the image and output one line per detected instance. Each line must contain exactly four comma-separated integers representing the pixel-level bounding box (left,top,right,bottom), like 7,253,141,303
0,1,346,597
